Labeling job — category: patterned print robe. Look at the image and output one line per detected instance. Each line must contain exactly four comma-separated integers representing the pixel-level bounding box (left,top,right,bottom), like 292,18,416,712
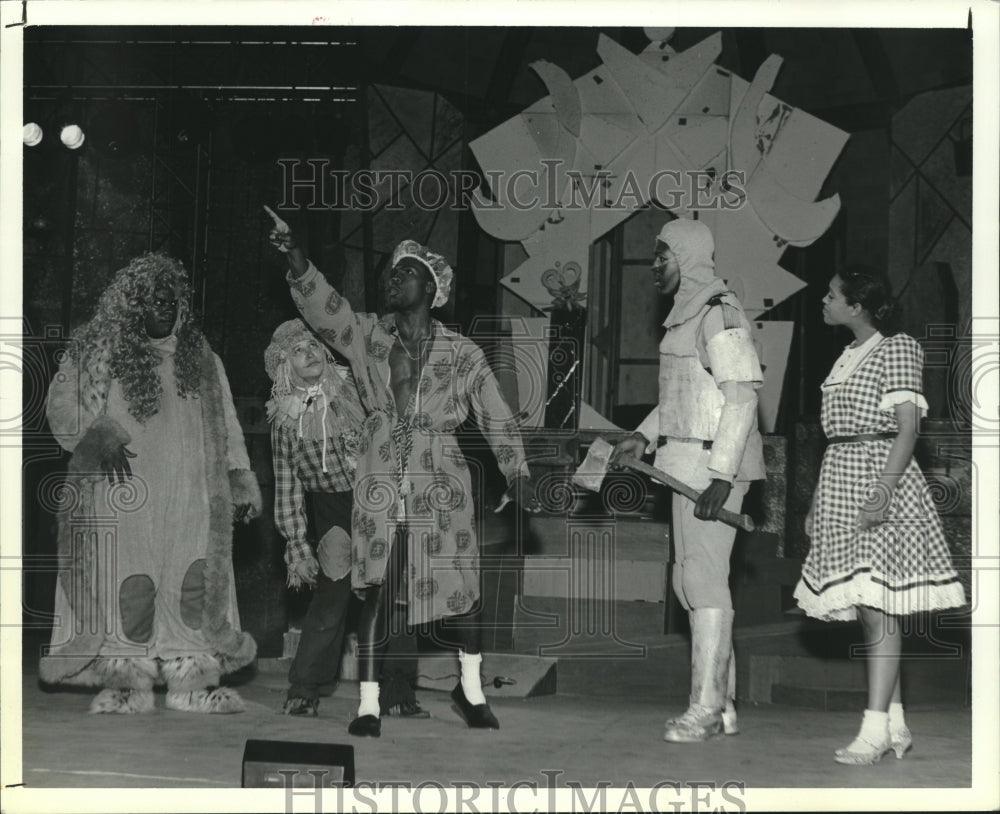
288,262,527,625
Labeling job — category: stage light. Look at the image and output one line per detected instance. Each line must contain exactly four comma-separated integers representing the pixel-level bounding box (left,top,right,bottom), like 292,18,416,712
60,124,85,150
23,123,43,147
241,740,355,788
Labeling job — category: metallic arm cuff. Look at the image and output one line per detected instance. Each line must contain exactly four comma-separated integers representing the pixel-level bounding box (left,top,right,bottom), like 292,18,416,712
708,397,757,478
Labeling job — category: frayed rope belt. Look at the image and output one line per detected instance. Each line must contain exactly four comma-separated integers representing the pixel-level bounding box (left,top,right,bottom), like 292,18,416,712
826,432,897,445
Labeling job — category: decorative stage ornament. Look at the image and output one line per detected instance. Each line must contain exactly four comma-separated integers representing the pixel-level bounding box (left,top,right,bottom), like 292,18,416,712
541,261,585,312
471,30,848,428
474,32,846,318
755,102,792,156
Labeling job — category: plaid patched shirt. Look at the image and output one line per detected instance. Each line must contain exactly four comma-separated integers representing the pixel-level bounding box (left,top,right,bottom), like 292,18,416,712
272,373,365,569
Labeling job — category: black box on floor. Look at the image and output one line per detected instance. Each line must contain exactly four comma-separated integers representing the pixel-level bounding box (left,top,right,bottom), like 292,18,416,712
241,740,355,788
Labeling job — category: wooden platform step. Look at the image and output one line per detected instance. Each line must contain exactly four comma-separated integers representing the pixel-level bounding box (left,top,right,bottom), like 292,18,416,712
750,649,971,708
521,555,667,603
524,516,670,561
550,640,692,700
512,594,666,656
520,516,670,604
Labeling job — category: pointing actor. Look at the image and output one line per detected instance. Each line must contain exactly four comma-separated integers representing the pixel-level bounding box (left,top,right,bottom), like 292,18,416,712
265,207,537,737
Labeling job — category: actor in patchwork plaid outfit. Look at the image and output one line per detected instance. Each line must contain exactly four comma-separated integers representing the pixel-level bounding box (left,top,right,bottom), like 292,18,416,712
793,265,965,765
267,320,428,718
267,319,362,715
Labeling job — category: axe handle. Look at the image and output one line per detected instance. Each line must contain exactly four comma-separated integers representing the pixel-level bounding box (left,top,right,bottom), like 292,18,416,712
624,459,756,533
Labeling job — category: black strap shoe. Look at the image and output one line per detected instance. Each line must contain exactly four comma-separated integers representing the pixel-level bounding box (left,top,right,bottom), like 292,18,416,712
451,683,500,729
348,714,381,738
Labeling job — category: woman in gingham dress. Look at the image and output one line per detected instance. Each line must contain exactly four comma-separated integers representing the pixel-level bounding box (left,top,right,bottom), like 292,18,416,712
793,265,965,766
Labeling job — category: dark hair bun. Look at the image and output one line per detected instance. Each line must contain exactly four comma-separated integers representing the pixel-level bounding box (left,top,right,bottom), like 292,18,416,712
838,265,900,334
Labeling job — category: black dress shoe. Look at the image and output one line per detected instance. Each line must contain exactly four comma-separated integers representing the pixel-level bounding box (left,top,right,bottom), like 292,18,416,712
451,683,499,729
383,699,431,718
348,714,381,737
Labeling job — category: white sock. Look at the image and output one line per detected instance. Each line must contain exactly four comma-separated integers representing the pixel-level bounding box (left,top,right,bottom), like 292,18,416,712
888,702,906,732
358,681,380,718
857,709,889,745
458,650,486,706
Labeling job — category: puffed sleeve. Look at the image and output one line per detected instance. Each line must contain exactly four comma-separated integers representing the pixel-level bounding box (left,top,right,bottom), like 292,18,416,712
878,334,929,416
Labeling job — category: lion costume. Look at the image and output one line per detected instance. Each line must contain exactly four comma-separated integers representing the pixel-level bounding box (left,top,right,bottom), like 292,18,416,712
42,253,260,714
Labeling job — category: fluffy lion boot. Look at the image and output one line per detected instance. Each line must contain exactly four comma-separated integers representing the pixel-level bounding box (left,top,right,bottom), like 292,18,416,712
89,657,159,714
161,653,246,713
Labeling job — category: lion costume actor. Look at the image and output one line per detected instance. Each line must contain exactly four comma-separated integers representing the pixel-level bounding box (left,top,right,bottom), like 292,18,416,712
42,253,261,714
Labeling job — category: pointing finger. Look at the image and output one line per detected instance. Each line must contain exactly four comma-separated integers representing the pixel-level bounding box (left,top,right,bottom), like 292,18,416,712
263,205,289,232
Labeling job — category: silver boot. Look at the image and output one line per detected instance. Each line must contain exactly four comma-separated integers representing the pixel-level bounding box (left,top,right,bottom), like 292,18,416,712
722,645,739,735
664,608,733,743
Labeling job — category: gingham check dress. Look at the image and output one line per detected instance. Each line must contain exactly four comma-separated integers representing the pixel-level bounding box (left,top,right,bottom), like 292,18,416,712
794,333,966,621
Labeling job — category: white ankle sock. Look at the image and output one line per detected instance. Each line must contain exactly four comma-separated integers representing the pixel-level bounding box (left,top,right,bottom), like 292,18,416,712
888,702,906,731
858,709,889,743
358,681,380,718
458,651,486,706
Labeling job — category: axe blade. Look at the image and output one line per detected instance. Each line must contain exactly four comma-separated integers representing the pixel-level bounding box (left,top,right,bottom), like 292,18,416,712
572,437,615,492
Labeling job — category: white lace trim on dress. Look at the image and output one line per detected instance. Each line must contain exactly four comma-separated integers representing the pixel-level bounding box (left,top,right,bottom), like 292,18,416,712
878,389,928,416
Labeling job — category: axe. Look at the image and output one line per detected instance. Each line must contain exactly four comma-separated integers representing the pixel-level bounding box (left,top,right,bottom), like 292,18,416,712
572,438,756,532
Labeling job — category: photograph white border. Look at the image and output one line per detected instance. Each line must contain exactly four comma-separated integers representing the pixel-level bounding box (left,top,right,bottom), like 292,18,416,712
2,2,997,811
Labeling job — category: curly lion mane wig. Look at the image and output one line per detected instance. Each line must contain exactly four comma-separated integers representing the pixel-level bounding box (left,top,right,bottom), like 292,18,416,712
70,253,205,423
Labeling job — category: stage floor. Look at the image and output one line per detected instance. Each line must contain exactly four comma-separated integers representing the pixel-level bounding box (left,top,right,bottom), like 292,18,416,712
16,651,971,791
